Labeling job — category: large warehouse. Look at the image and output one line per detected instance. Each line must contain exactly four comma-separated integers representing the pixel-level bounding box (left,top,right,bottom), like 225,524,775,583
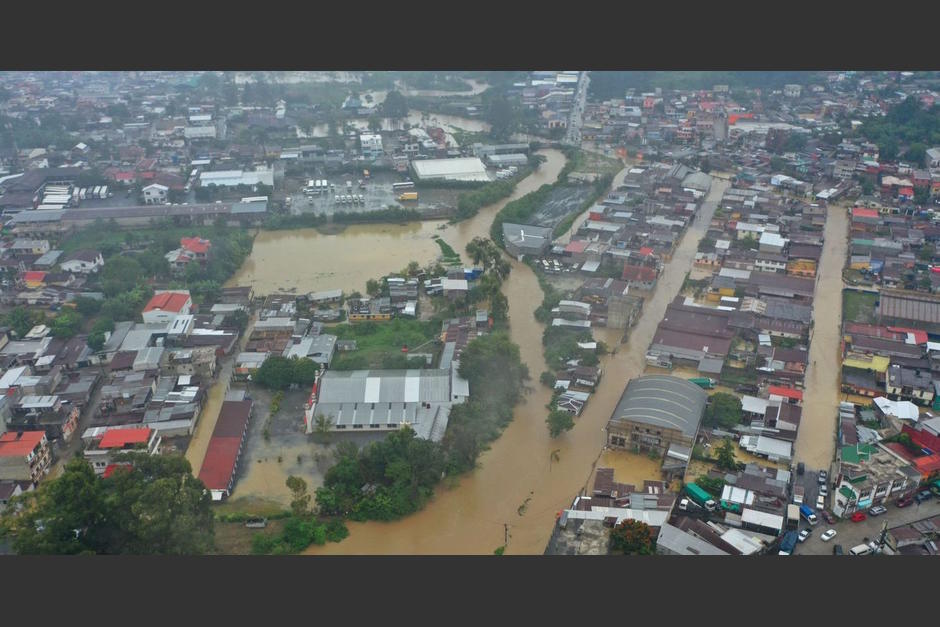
606,375,707,455
304,363,469,442
412,157,490,182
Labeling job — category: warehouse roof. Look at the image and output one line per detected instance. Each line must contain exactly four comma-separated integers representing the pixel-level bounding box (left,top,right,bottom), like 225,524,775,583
609,375,707,438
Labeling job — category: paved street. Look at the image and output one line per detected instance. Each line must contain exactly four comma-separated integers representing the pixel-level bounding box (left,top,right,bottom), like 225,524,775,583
565,71,589,146
796,496,940,555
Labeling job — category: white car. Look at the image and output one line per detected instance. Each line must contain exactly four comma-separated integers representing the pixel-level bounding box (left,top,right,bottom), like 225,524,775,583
821,529,837,542
798,529,811,542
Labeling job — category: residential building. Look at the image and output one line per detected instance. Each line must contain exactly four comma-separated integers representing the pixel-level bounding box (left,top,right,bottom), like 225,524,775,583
60,250,104,274
141,291,192,324
83,427,161,475
142,183,168,204
0,431,51,482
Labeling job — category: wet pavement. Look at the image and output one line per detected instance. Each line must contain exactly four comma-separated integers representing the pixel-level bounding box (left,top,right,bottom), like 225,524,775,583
797,497,940,555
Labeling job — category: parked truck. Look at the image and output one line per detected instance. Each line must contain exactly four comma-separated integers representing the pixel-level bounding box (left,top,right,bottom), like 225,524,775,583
719,500,742,514
399,192,418,202
799,503,818,525
779,530,799,555
793,485,804,505
688,377,716,389
786,504,801,530
684,483,717,512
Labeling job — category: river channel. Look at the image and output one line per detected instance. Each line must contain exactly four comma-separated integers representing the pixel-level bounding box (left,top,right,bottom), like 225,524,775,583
295,176,728,554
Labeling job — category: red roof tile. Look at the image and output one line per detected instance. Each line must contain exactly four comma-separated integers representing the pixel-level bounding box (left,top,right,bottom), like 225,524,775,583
143,291,190,314
22,271,46,282
913,454,940,476
852,207,879,219
564,240,587,254
97,428,151,449
768,385,803,401
180,237,211,255
622,264,657,282
0,431,44,457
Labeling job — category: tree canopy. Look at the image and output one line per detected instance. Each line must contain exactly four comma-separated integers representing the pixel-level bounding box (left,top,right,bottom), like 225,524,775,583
609,519,656,555
703,393,743,430
1,454,214,555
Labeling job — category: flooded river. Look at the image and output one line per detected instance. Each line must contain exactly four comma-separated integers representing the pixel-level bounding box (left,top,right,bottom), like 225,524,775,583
792,204,849,471
306,110,491,139
301,177,728,554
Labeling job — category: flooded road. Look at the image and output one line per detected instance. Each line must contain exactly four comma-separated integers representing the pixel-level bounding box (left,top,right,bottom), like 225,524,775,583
303,177,728,554
793,204,849,471
186,317,254,476
227,149,566,297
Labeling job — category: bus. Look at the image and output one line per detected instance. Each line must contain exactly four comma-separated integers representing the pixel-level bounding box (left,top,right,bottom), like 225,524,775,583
392,181,415,191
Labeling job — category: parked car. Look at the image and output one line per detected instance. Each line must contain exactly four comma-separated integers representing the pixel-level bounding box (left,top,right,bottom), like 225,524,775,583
851,512,867,522
796,462,805,476
798,529,811,542
818,470,828,484
819,484,828,497
821,529,837,542
896,495,914,508
822,510,837,524
869,505,887,516
833,544,844,555
915,490,933,503
736,384,759,394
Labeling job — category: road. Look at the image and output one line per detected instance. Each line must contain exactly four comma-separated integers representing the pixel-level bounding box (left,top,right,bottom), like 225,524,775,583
797,496,940,555
565,71,589,146
792,203,849,472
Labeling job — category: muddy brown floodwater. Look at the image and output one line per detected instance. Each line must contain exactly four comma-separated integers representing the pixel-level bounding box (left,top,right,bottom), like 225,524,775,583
792,204,849,471
303,177,728,555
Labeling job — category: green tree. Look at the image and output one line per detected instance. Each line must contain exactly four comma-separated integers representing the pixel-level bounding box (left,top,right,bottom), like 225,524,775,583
486,93,516,139
4,307,45,338
704,393,743,430
546,409,575,438
2,454,214,555
286,476,311,518
365,278,382,298
715,438,738,471
100,256,145,297
231,309,249,332
609,519,656,555
49,309,83,338
254,356,296,390
382,90,408,119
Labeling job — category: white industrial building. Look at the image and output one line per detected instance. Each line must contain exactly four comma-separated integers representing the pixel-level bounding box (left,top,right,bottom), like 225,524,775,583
412,157,489,182
199,168,274,188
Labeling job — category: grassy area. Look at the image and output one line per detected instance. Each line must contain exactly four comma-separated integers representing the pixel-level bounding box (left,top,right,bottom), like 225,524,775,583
213,519,288,555
843,290,879,323
432,236,461,264
329,318,441,370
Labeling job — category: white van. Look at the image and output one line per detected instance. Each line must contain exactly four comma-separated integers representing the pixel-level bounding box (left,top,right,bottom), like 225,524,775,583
849,544,872,556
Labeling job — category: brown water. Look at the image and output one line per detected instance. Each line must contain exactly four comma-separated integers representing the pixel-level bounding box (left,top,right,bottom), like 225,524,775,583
227,149,565,297
226,222,446,296
792,204,849,471
186,318,255,476
303,177,728,554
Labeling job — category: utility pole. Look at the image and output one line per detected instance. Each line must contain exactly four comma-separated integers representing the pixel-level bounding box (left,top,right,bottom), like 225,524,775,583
504,523,509,547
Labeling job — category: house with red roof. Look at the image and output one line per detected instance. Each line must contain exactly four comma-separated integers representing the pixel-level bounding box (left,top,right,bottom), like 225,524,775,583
83,427,161,475
622,264,658,291
21,270,46,289
165,237,211,272
768,385,803,404
0,431,51,482
142,290,192,324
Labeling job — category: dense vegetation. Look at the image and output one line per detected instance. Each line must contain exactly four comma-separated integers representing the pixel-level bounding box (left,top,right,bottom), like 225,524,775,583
858,97,940,164
254,355,320,390
546,409,575,438
703,392,743,430
452,155,543,222
0,454,214,555
542,325,598,371
609,519,656,555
